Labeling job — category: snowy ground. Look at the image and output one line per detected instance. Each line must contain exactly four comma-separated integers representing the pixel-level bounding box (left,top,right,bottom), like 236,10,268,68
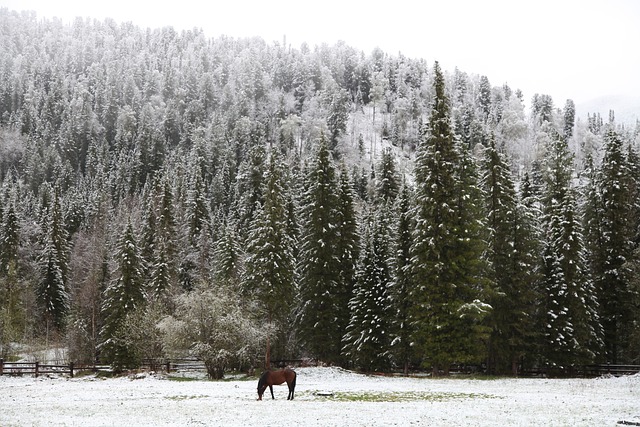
1,367,639,426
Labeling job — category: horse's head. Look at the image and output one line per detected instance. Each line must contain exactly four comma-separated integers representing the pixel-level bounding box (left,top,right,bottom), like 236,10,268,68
257,373,268,400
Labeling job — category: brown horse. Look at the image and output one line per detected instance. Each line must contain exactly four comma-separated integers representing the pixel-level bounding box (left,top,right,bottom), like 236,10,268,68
257,368,297,400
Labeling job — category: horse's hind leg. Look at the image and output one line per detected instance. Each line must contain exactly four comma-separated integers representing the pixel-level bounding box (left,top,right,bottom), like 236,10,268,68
288,382,295,400
291,374,297,400
269,385,275,400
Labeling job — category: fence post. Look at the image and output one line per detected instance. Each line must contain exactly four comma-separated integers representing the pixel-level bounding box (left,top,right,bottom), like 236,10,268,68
166,360,171,373
35,361,39,378
0,358,4,375
69,362,74,378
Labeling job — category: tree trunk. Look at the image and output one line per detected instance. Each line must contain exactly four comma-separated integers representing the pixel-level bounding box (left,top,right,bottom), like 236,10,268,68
511,355,519,377
265,312,272,371
265,334,271,371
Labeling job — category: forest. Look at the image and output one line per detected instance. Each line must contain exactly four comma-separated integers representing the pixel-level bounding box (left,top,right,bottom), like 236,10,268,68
0,8,639,377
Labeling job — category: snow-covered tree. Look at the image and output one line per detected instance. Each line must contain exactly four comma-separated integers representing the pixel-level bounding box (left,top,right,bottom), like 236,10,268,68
586,128,637,363
539,130,601,367
375,147,400,203
234,143,266,238
326,87,350,151
410,62,490,375
213,219,243,287
296,136,344,363
343,205,393,371
100,220,146,371
36,190,70,332
481,138,539,374
389,181,415,373
244,153,296,366
0,189,25,359
335,163,360,338
158,285,267,379
0,198,19,273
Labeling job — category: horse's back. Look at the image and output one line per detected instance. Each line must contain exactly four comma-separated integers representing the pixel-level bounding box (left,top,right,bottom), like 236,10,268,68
266,368,296,385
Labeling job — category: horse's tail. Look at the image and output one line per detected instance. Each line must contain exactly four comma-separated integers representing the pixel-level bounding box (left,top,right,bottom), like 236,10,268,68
292,370,297,389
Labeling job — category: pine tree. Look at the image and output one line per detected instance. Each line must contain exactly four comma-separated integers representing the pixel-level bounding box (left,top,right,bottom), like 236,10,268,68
343,206,393,371
410,62,489,375
244,153,295,366
0,193,23,355
100,220,146,371
481,138,538,374
296,136,343,363
540,131,601,368
589,128,636,363
335,163,359,342
477,75,492,123
389,181,414,374
141,176,177,297
563,99,576,141
187,173,209,247
234,143,266,238
1,199,19,274
213,219,243,287
36,190,70,332
375,147,400,203
326,88,350,151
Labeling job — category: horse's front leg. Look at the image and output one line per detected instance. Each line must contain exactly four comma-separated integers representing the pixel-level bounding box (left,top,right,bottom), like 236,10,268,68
269,385,275,399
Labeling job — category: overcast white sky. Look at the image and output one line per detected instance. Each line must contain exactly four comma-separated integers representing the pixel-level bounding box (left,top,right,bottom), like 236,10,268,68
2,0,639,107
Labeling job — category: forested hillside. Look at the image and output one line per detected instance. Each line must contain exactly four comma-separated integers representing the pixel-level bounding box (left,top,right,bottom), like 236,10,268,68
0,9,638,376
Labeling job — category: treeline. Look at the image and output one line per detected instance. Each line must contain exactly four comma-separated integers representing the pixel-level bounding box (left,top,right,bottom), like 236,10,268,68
0,9,639,377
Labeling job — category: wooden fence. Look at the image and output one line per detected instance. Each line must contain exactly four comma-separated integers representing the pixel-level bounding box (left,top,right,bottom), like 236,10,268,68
0,359,78,377
2,358,638,378
141,358,206,373
520,364,640,378
0,358,203,377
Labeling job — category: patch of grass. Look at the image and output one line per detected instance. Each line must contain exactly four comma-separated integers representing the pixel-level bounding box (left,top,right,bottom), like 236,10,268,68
165,394,208,401
166,372,255,382
94,370,116,379
309,390,499,402
166,375,200,382
220,373,255,382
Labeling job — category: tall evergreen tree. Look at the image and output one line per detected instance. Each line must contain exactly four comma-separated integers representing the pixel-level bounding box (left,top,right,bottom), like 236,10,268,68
481,138,538,374
187,173,209,247
100,220,146,371
326,88,350,152
375,147,400,203
296,136,343,363
540,131,601,367
0,199,19,274
389,181,414,374
343,206,393,371
410,62,489,375
563,99,576,141
244,153,295,366
234,143,266,238
213,219,243,287
589,129,636,363
335,163,360,341
36,190,70,332
141,177,177,297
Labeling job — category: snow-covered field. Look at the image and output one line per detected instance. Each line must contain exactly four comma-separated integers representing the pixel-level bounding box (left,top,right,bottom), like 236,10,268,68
1,367,639,426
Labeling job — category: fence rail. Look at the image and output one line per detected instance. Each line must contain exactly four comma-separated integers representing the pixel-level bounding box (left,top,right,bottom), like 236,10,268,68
520,364,640,378
0,358,204,377
0,360,76,377
2,358,638,379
